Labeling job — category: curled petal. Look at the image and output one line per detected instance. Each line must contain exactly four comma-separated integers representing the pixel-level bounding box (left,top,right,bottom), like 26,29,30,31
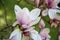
9,29,22,40
39,19,45,30
42,9,48,16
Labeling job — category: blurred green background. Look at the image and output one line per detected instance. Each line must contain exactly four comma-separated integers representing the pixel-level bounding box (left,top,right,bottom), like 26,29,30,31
0,0,58,40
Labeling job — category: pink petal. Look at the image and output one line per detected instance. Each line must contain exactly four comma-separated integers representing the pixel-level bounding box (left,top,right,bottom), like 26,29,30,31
34,0,40,7
42,9,48,16
40,28,50,40
39,19,45,30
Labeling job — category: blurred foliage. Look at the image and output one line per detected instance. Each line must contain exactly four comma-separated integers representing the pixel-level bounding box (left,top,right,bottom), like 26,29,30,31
0,0,58,40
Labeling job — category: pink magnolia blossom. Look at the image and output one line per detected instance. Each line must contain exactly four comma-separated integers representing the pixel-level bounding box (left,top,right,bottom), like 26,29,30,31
39,8,60,28
40,28,51,40
34,0,60,9
48,9,60,28
14,5,41,35
14,5,41,28
9,5,42,40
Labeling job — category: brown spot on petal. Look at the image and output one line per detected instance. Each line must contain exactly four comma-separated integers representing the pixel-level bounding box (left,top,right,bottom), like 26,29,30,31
51,23,57,28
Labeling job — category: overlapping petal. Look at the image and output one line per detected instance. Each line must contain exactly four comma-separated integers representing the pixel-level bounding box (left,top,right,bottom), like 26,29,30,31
9,29,22,40
28,28,42,40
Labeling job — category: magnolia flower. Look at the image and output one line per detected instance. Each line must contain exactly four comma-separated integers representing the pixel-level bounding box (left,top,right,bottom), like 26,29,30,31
48,9,60,28
44,0,57,8
9,28,42,40
14,5,41,28
24,26,42,40
40,28,51,40
39,8,60,28
9,29,22,40
10,5,42,40
39,19,45,30
14,5,41,35
34,0,60,9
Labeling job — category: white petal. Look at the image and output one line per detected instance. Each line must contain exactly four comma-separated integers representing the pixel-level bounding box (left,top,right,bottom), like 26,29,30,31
59,36,60,40
9,29,22,40
14,5,22,15
24,27,35,32
55,10,60,20
40,28,50,34
30,30,42,40
42,9,48,16
28,17,41,27
34,0,40,7
48,9,57,19
23,7,30,16
30,8,41,20
46,38,50,40
12,21,18,26
48,9,60,20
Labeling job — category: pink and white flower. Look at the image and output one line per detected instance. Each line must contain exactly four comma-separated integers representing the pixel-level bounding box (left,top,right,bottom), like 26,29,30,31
9,5,42,40
34,0,60,9
40,28,51,40
14,5,41,28
48,9,60,28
